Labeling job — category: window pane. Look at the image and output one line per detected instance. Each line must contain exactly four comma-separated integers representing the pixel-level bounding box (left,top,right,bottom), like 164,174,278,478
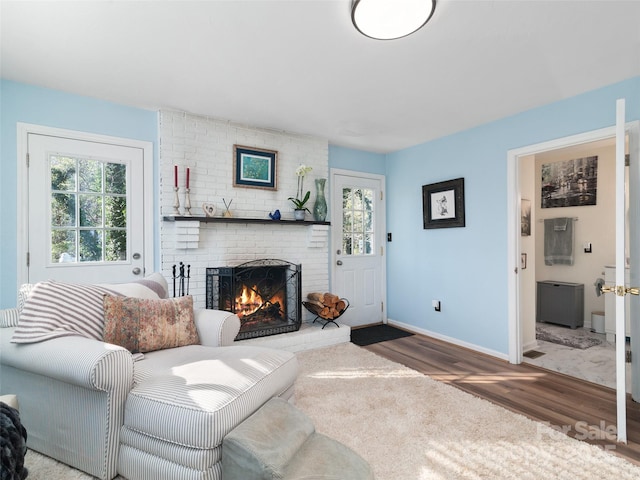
353,233,364,255
364,211,373,232
51,230,76,263
353,188,363,210
343,211,352,232
364,233,373,254
79,230,102,262
51,193,76,227
78,159,102,193
105,230,127,261
353,211,364,233
363,189,374,210
105,163,126,194
342,188,352,210
105,196,126,228
50,156,76,191
343,235,352,255
79,195,102,227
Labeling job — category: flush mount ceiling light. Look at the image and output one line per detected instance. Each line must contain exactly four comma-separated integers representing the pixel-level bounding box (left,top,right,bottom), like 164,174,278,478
351,0,436,40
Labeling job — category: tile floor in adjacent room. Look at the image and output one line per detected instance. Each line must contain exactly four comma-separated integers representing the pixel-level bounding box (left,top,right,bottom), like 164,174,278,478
523,325,632,393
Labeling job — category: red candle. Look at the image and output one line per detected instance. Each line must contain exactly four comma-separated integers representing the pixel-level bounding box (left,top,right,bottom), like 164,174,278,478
174,165,178,188
186,167,190,189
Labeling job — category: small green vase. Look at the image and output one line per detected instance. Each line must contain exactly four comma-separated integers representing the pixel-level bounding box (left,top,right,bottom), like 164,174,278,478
313,178,327,222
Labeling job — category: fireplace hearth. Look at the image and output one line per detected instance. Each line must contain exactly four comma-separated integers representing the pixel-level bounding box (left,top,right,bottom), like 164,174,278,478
206,259,302,340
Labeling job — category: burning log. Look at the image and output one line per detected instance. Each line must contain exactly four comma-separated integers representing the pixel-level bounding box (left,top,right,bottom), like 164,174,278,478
306,292,347,319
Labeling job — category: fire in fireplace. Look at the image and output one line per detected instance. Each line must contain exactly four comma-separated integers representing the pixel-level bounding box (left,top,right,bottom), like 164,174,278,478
206,259,302,340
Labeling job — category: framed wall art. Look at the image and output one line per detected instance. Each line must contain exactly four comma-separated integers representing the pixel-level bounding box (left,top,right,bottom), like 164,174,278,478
422,177,465,229
521,199,531,236
233,145,277,190
540,155,597,208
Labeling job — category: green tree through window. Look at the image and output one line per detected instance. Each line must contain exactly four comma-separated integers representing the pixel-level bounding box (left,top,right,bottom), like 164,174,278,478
50,155,127,263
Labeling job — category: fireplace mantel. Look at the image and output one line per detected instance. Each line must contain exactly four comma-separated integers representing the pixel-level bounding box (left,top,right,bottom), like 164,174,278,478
164,216,330,249
163,216,330,226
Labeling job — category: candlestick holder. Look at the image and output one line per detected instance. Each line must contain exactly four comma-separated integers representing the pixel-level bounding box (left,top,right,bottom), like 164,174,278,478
184,188,192,216
173,187,181,215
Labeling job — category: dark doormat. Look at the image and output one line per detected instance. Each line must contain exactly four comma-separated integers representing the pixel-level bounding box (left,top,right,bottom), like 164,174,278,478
523,350,545,359
351,324,414,346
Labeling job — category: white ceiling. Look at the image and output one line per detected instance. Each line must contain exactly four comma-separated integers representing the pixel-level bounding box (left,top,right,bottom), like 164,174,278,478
2,0,640,154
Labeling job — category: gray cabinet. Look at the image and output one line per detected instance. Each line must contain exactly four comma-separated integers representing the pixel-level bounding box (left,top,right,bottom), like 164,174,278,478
536,281,584,329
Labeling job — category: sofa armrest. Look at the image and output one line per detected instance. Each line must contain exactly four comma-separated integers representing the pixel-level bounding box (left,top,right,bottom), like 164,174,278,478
0,328,133,392
194,309,240,347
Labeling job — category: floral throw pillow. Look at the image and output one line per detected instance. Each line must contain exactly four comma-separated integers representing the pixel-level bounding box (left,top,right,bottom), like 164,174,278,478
103,295,199,353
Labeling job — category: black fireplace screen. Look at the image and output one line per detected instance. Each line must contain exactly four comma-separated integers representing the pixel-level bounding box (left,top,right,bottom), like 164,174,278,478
206,259,302,340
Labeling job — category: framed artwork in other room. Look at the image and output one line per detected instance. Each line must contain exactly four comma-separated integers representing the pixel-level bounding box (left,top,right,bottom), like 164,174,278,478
521,199,531,236
233,145,277,190
422,177,465,229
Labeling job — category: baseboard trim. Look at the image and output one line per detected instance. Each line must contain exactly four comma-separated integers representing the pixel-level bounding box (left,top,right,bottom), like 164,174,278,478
387,318,509,361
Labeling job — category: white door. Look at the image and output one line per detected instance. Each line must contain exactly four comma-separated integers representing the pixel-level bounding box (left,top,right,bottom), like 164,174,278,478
607,99,640,443
331,170,386,327
23,129,151,284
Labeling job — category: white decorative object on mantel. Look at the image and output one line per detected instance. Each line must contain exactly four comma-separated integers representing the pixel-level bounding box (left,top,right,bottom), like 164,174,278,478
202,203,216,217
175,221,200,249
307,224,329,248
173,187,181,215
184,188,192,215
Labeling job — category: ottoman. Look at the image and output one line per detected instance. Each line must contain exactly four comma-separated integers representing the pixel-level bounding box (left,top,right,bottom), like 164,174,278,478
222,397,374,480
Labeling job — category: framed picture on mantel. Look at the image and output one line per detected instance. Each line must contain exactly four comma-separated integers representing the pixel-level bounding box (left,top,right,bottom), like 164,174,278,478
422,177,465,229
233,145,277,190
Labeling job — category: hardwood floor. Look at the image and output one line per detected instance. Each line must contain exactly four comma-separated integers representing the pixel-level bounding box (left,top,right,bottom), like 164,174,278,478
362,331,640,465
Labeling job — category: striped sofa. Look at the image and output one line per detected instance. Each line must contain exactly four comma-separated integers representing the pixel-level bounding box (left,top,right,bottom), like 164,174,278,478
0,279,298,480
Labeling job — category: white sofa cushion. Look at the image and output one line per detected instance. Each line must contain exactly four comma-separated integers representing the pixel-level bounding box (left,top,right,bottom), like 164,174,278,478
123,345,298,450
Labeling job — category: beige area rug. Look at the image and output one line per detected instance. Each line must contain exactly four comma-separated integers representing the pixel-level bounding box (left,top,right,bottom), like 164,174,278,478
24,343,640,479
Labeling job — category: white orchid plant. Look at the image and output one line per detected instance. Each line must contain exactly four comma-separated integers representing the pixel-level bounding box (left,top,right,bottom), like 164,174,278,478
288,164,313,211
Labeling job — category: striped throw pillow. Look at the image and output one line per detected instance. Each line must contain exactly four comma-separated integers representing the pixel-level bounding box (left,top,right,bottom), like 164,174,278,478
17,283,35,312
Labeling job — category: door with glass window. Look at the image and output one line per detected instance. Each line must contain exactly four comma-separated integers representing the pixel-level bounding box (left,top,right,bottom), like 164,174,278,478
27,133,146,284
331,171,385,327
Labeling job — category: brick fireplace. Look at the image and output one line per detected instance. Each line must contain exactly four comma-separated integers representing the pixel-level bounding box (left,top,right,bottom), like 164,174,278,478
159,110,330,313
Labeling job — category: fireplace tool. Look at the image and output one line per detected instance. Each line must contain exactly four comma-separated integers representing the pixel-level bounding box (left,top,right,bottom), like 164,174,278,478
172,262,191,297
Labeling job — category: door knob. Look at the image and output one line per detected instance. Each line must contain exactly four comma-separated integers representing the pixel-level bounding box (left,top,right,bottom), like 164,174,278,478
132,267,141,275
336,260,343,266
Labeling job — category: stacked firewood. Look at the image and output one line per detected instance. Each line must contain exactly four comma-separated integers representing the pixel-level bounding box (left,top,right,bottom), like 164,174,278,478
306,292,347,319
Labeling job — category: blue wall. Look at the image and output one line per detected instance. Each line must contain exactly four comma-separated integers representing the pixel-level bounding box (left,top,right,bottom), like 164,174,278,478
385,76,640,355
0,80,158,308
328,145,386,175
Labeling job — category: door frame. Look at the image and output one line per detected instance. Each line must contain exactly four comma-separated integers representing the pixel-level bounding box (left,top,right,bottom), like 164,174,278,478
16,123,155,286
507,120,640,364
329,168,387,325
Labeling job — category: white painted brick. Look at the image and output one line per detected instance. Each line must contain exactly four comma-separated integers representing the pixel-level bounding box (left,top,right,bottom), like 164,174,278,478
160,110,330,309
